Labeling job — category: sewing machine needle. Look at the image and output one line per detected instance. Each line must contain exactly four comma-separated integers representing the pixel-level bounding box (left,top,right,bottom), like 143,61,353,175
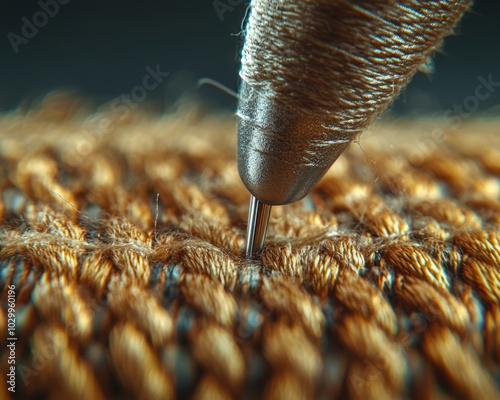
245,195,272,258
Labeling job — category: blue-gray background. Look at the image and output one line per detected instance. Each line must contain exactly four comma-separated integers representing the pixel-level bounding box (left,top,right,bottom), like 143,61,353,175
1,0,499,115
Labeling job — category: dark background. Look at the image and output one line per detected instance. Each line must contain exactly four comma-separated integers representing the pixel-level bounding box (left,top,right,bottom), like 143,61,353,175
1,0,499,115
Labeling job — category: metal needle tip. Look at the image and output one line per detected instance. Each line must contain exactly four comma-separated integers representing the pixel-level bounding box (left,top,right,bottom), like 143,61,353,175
245,195,272,258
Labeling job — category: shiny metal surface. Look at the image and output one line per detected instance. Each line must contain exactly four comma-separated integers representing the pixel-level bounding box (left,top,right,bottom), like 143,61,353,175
237,81,351,205
245,195,272,258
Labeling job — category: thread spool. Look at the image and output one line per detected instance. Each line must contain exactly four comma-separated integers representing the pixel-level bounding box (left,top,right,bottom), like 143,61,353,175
237,0,471,205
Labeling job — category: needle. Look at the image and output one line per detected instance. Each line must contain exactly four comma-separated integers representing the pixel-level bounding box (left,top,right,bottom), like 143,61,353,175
245,195,272,258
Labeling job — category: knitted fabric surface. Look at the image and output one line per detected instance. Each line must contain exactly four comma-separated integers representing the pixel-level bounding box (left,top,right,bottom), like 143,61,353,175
1,95,500,399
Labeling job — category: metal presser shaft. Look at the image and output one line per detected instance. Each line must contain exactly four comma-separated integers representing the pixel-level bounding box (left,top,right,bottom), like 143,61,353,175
237,0,471,257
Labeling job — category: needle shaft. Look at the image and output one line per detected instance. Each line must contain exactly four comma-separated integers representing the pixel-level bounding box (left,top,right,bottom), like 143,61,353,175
245,195,272,258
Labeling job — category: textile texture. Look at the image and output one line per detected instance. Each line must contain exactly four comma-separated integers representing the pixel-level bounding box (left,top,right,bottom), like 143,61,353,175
1,95,500,399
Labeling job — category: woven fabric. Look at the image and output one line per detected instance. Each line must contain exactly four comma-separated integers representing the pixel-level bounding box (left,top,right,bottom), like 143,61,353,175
1,95,500,399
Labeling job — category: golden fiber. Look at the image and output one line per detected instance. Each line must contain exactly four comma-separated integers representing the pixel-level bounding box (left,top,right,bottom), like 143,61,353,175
0,96,499,399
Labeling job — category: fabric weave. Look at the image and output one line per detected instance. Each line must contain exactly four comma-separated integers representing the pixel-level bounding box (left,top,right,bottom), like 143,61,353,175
1,95,499,399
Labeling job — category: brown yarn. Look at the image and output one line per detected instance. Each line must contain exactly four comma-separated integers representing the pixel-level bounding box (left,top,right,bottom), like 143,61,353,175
1,95,500,399
240,0,471,137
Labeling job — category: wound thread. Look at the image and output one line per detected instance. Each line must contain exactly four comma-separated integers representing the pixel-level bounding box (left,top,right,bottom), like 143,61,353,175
240,0,472,138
